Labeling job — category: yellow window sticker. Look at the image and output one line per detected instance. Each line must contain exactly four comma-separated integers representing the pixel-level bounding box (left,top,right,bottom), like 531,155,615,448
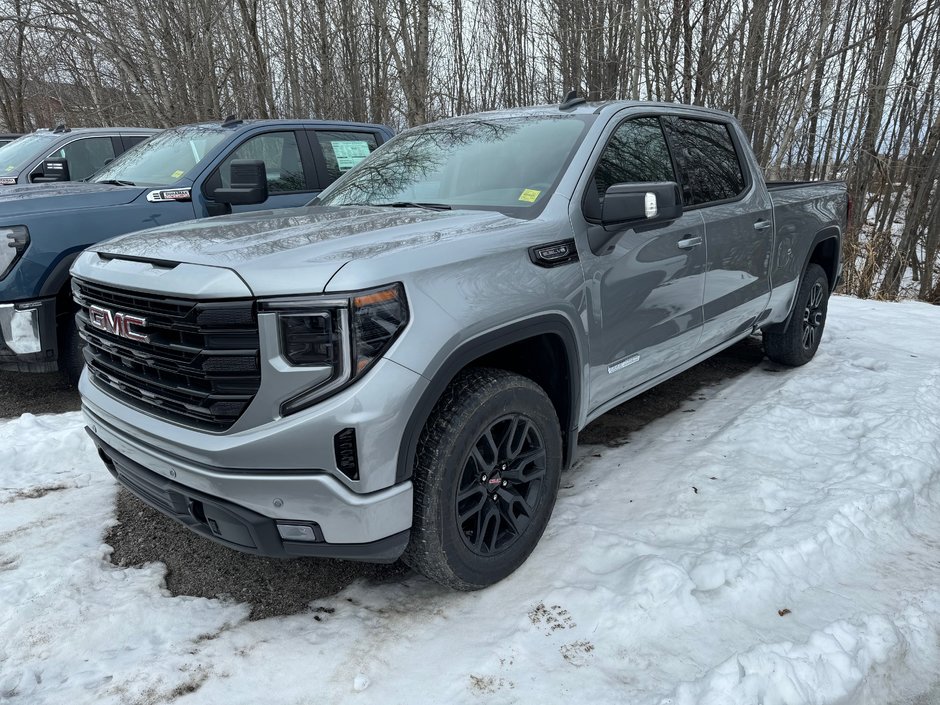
4,165,14,172
519,188,541,203
171,169,185,179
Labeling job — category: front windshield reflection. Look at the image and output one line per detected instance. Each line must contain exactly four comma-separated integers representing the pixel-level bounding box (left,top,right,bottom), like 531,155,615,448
0,133,57,174
92,127,229,187
317,116,591,213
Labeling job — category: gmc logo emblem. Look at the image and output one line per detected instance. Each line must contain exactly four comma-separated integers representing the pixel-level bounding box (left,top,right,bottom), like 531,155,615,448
88,304,149,343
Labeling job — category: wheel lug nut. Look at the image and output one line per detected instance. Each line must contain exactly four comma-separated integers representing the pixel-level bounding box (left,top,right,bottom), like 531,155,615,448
491,494,498,501
501,463,508,471
481,474,487,483
501,480,508,487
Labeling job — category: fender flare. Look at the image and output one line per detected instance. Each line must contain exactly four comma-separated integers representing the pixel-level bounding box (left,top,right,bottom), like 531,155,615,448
395,313,583,484
779,226,841,332
802,226,842,292
38,248,85,304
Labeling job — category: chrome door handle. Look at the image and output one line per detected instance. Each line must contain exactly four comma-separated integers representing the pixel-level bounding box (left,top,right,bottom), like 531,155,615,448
754,219,772,230
677,236,703,249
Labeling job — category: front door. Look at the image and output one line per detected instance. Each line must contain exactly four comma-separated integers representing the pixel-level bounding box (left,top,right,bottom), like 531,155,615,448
577,116,707,412
202,130,318,216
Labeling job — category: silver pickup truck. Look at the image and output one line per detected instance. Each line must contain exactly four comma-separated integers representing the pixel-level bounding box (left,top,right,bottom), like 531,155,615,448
72,97,847,589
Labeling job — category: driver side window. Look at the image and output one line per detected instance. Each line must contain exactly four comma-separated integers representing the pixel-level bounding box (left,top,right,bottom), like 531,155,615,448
218,131,307,193
40,137,117,181
588,117,675,215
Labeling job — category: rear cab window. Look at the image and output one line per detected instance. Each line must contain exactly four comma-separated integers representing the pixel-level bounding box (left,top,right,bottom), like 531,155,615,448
667,118,747,206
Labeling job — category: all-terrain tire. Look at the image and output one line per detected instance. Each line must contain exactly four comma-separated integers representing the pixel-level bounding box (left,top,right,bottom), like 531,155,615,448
763,263,830,366
404,367,563,590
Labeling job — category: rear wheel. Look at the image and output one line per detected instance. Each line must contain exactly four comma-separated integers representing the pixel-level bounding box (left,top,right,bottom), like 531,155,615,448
404,367,562,590
763,263,829,366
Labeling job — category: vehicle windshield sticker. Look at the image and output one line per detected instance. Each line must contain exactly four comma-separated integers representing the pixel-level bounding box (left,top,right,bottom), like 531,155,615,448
332,141,371,171
171,169,185,179
4,165,14,172
519,188,541,202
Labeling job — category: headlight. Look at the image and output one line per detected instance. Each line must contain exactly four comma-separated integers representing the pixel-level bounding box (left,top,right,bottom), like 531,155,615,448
0,226,29,280
262,283,408,415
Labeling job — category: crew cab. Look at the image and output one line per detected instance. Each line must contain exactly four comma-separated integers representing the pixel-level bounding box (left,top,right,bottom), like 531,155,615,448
0,117,392,380
73,99,847,590
0,125,157,185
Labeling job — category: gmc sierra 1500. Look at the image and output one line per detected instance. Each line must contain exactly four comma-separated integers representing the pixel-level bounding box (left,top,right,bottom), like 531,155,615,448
73,98,846,589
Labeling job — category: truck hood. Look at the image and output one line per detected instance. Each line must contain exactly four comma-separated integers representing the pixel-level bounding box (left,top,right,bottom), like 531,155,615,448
92,205,517,295
0,181,144,211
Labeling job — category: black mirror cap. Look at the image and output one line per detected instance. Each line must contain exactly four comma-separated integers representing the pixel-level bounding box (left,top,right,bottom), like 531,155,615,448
32,158,71,183
213,159,268,205
601,181,682,227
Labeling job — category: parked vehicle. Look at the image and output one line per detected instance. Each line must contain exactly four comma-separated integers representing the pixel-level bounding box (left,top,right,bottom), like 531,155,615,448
0,125,157,185
72,98,847,589
0,133,23,148
0,117,392,380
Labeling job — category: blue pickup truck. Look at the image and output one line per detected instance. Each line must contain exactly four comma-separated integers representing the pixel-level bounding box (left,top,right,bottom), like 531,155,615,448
0,117,393,381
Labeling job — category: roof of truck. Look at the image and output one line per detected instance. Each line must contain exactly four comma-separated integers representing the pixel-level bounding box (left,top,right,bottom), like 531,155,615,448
32,127,159,135
182,118,394,134
436,100,737,123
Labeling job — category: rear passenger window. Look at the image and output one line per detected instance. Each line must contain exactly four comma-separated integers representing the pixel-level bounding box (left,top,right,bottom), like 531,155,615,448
315,131,379,184
671,119,745,206
122,135,150,151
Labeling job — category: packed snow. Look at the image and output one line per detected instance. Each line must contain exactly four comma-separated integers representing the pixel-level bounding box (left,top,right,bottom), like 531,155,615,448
2,295,939,704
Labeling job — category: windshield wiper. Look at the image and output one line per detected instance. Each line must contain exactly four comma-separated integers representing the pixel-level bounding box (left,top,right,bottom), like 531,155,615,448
96,178,136,186
373,201,452,211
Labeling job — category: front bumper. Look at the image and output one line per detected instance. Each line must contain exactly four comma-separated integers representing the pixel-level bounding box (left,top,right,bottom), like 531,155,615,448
82,356,419,555
89,430,409,561
0,297,59,372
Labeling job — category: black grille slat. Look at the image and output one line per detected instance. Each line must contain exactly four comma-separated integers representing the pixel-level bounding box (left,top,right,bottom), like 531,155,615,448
73,278,260,431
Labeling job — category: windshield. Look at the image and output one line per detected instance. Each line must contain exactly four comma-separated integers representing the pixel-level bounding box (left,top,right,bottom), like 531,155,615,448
0,133,57,174
317,115,592,213
91,126,229,187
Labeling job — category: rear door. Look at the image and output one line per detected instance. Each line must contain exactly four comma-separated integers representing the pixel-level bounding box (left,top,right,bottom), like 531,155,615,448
577,115,707,411
665,117,773,350
202,129,318,215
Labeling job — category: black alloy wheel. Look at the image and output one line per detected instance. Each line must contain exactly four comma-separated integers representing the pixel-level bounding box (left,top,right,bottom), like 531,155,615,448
456,413,547,556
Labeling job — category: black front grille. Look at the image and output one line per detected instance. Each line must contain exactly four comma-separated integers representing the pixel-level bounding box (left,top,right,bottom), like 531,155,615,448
73,278,260,431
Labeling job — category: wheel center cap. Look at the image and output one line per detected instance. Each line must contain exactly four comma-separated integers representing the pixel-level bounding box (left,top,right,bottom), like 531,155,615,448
486,471,503,492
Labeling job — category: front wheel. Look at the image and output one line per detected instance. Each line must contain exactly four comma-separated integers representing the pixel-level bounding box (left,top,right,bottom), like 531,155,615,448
58,316,85,387
404,368,563,590
763,263,830,366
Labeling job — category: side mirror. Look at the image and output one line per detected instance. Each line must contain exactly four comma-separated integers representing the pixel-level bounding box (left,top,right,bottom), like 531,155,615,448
213,160,268,205
601,181,682,226
32,158,71,183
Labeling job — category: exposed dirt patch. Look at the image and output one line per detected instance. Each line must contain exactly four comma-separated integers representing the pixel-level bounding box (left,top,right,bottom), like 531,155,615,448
0,370,80,419
2,484,70,503
106,489,410,620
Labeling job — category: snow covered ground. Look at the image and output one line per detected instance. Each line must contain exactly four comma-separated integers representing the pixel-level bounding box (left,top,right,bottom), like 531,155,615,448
2,295,940,705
